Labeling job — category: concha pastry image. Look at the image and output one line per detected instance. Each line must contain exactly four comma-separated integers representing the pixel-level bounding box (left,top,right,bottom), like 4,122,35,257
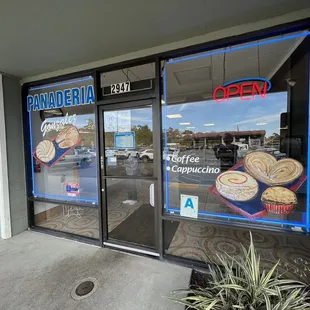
216,171,259,202
261,186,297,215
244,151,303,186
35,140,56,163
55,125,79,149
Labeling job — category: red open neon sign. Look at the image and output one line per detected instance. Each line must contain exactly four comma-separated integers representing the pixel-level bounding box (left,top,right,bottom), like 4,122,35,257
213,78,272,102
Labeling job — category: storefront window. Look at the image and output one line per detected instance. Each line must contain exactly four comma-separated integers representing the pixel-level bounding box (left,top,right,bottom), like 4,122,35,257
34,201,99,238
163,220,310,281
162,32,310,232
27,76,98,204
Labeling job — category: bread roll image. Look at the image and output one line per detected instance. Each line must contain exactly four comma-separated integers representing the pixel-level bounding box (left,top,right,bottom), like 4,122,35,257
216,171,259,202
36,140,56,163
55,125,79,149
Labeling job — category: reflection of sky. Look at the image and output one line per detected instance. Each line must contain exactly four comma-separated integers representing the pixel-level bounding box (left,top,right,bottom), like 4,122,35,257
130,108,153,129
43,93,287,137
164,92,287,137
46,113,94,129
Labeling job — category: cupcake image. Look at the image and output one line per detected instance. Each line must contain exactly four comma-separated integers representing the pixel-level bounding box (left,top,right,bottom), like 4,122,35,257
261,187,297,215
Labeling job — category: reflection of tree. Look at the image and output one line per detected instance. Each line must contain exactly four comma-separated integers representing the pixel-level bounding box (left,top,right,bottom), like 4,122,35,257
167,127,181,143
165,127,194,147
132,125,152,147
265,132,280,147
105,132,114,148
182,134,193,147
84,118,95,130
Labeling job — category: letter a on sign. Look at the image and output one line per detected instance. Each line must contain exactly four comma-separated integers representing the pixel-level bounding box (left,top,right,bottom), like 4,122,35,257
180,194,198,219
184,198,194,209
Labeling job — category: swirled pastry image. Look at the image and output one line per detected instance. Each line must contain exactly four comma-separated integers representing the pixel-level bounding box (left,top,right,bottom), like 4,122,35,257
244,151,303,186
55,125,79,149
35,140,56,163
216,171,259,201
261,186,297,215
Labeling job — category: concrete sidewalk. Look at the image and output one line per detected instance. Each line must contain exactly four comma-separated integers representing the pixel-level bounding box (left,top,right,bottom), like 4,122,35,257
0,231,191,310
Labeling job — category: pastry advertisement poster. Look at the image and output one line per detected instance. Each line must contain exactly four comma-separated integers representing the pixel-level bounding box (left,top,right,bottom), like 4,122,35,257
210,151,307,220
28,76,98,203
33,114,95,168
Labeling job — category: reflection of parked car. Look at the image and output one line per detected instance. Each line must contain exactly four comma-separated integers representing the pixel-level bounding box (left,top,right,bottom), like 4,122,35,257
105,149,116,157
114,149,140,158
168,148,180,155
86,149,97,157
254,148,286,159
139,149,154,163
126,149,140,158
57,149,94,168
140,148,179,162
271,150,286,159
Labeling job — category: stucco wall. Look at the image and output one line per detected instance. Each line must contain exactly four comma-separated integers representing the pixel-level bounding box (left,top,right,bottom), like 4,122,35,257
1,75,27,236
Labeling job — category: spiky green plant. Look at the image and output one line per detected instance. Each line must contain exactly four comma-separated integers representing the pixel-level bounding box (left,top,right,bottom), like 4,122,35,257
166,232,310,310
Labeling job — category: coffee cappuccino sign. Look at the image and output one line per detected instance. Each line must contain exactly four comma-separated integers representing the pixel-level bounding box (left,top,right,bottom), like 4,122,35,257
166,154,220,174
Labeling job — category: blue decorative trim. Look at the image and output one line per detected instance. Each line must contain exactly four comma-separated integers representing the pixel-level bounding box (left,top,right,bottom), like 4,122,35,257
222,78,272,91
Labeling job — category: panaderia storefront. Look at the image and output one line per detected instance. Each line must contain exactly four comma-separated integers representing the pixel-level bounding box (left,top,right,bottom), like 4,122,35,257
23,20,310,280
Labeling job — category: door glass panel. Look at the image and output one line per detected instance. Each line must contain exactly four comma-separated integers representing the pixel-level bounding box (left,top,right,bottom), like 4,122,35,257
104,106,153,176
106,177,155,249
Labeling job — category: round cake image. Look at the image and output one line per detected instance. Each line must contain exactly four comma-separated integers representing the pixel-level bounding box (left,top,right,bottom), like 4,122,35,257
244,151,303,186
216,171,259,202
261,186,297,215
55,125,79,149
36,140,56,163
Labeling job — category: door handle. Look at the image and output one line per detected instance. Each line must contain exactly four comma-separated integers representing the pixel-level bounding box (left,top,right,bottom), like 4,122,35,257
100,156,104,169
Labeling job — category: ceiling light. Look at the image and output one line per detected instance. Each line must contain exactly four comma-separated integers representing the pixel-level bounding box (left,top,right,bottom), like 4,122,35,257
167,114,182,119
256,123,267,125
179,122,190,125
204,123,215,126
161,99,165,104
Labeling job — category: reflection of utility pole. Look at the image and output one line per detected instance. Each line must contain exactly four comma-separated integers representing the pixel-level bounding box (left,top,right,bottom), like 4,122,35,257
61,174,66,195
73,166,79,185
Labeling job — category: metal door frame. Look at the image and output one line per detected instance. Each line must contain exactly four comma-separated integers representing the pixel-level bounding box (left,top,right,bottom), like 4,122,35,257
98,99,160,256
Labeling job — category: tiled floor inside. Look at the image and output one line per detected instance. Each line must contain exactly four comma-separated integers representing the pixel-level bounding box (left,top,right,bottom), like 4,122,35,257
37,179,151,239
166,221,310,282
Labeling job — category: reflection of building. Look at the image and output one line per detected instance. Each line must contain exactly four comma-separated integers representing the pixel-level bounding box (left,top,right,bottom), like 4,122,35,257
193,130,266,148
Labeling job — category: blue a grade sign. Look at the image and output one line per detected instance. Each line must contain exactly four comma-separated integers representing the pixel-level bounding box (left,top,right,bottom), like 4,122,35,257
27,85,95,112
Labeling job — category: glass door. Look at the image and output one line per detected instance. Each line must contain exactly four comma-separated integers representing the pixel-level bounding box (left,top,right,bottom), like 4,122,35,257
99,100,157,253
